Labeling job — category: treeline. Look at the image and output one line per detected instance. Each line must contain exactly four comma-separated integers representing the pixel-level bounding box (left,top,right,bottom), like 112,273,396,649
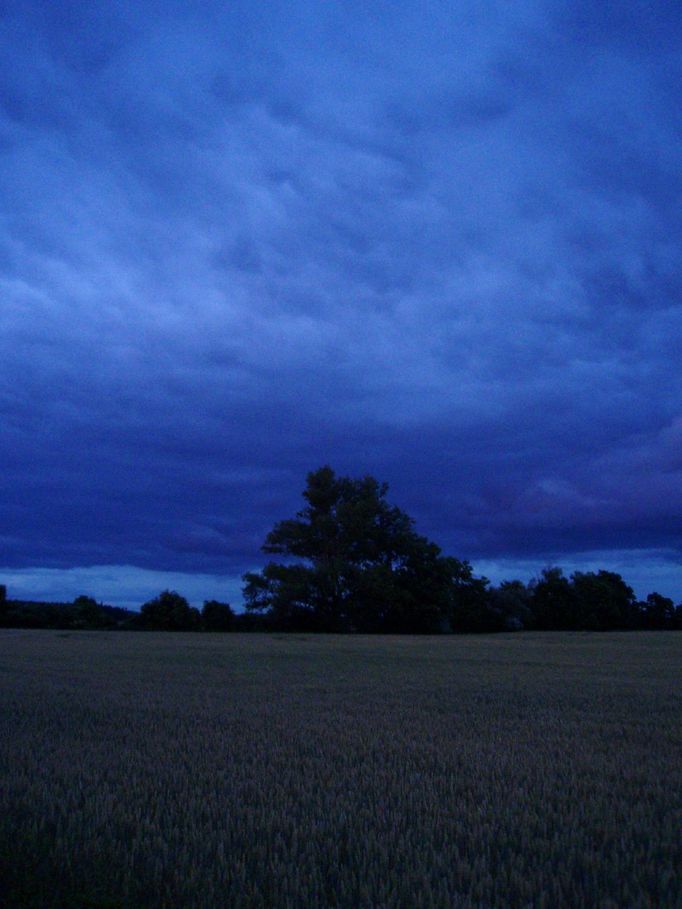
450,568,681,633
1,578,680,633
0,593,256,633
243,566,682,634
1,466,680,634
244,466,682,634
242,466,681,633
0,596,137,631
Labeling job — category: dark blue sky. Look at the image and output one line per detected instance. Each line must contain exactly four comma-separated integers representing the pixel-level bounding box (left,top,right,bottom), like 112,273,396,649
1,1,681,606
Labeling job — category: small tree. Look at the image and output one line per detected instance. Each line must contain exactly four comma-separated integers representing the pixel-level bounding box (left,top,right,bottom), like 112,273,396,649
571,570,637,630
639,592,676,629
72,595,108,629
202,600,234,631
528,567,577,630
140,590,200,631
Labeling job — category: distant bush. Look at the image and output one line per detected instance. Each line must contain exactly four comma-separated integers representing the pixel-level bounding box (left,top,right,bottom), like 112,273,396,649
140,590,200,631
201,600,234,631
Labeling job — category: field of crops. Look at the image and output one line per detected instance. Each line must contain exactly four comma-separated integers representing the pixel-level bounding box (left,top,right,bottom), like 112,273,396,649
1,630,680,908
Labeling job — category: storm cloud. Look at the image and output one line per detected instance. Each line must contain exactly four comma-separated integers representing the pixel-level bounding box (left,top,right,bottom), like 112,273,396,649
1,1,681,604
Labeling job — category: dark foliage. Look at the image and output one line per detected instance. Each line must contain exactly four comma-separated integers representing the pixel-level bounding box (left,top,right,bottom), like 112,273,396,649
242,466,681,634
243,466,491,633
1,467,680,634
523,567,682,632
139,590,200,631
0,596,139,630
201,599,235,631
638,592,676,629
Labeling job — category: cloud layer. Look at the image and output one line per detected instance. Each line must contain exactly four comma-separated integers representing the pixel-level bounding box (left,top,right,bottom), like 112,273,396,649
1,1,681,603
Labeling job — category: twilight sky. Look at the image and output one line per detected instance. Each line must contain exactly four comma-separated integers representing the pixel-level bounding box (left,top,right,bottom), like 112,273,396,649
1,1,681,607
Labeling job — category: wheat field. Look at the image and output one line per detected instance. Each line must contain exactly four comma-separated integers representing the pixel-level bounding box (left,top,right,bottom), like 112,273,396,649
1,630,680,908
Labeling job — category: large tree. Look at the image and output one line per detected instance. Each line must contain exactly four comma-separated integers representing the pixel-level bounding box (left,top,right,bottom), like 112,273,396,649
243,466,484,632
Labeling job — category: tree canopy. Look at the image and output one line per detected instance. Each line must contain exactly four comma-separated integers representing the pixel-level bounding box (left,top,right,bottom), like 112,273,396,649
242,465,486,632
140,590,200,631
201,599,235,631
241,466,682,634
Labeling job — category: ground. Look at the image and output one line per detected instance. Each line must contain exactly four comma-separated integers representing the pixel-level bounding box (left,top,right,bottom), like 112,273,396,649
1,630,680,908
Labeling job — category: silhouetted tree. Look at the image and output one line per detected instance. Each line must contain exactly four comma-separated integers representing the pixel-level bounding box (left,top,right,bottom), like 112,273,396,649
571,570,637,630
444,559,496,632
243,466,483,632
71,595,108,629
528,567,577,630
488,579,532,631
528,568,641,631
638,592,676,629
201,600,234,631
140,590,200,631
